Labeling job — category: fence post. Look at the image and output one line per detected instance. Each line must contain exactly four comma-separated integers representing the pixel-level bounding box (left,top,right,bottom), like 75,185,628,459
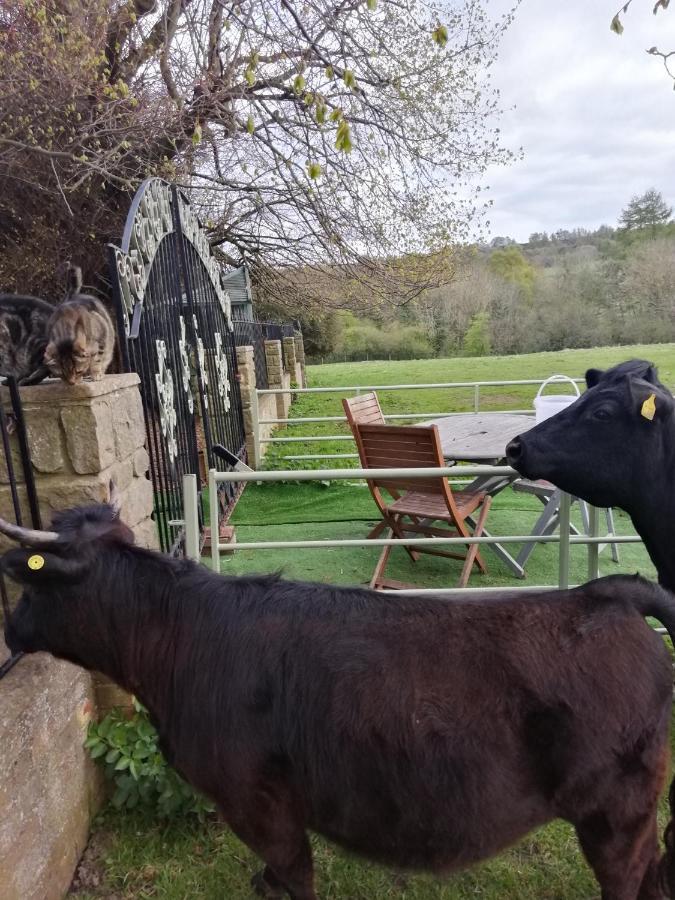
474,384,480,413
587,505,600,581
558,492,572,589
209,468,220,572
183,474,200,562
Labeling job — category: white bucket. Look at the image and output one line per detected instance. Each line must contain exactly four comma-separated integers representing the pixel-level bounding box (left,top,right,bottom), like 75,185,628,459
533,375,581,424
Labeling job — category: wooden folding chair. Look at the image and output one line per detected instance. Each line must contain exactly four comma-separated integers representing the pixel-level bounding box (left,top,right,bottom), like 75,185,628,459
343,393,390,539
354,422,493,589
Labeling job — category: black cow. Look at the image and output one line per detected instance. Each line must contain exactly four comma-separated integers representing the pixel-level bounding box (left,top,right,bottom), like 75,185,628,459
3,498,675,899
506,359,675,591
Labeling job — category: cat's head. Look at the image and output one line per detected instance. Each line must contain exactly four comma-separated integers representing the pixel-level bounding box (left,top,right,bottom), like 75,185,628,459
44,330,90,385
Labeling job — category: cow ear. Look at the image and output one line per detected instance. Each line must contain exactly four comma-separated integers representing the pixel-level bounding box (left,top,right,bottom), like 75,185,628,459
629,378,674,423
585,368,603,388
1,548,88,585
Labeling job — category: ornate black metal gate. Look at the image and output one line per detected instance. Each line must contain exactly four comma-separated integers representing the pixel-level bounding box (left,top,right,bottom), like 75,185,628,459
109,179,246,555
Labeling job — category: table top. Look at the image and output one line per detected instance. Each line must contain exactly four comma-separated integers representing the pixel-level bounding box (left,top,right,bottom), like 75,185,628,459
421,413,535,461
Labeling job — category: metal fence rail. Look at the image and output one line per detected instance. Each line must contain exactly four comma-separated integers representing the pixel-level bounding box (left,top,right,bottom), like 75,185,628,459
249,377,585,467
181,466,642,597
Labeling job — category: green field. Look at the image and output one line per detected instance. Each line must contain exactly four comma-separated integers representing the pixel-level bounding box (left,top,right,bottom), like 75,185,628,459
73,345,672,899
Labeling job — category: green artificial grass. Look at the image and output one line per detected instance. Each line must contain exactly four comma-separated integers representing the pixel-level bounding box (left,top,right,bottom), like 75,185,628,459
226,480,655,589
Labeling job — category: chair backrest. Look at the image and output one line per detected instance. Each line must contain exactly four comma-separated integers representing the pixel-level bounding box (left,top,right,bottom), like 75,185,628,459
342,392,385,428
355,423,457,510
343,392,385,466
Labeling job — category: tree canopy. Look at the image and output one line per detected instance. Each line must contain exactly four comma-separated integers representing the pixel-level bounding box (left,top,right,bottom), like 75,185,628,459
0,0,516,307
618,188,672,233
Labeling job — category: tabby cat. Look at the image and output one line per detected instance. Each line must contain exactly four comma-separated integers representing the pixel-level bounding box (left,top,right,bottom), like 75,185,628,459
0,294,52,385
44,294,115,385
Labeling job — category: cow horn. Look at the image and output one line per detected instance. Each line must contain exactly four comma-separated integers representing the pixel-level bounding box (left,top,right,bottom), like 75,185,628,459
0,518,59,544
108,479,121,516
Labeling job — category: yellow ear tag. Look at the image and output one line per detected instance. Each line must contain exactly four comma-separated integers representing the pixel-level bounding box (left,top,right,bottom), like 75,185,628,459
641,393,657,422
27,554,45,571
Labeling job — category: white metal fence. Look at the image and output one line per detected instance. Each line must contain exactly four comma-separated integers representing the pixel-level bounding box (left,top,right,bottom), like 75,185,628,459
248,377,585,467
182,466,643,598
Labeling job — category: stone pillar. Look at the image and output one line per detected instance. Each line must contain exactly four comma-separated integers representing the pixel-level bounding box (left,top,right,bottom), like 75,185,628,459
294,332,307,387
7,374,158,550
282,336,297,377
265,339,291,418
236,345,257,466
0,374,158,900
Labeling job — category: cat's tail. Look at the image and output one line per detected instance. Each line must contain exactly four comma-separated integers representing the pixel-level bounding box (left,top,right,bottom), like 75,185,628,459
62,261,83,298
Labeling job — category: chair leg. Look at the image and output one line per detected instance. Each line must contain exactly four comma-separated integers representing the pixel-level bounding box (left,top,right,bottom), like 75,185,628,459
387,513,419,563
367,519,388,539
458,497,492,587
370,539,393,589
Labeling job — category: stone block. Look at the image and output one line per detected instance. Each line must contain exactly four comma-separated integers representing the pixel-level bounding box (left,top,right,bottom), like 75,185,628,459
108,458,134,493
24,410,66,474
132,515,160,550
37,475,109,515
61,403,116,474
133,446,150,477
9,373,140,405
112,390,147,461
120,475,154,528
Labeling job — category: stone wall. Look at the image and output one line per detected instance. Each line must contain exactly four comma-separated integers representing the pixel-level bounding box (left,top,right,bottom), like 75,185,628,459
0,654,103,900
235,333,306,469
0,374,158,900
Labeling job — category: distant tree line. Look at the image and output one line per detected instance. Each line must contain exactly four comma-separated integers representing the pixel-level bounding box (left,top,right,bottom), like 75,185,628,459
271,189,675,361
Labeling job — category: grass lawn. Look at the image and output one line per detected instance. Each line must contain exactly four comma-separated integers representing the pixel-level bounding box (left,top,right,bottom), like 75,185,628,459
72,346,672,898
262,343,675,470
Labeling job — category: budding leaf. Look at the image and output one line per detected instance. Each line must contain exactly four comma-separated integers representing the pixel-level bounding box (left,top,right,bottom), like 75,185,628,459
343,69,356,90
307,162,322,179
192,122,202,146
610,14,624,34
293,74,305,94
367,0,377,8
245,68,255,86
329,108,343,122
246,115,254,134
432,25,449,47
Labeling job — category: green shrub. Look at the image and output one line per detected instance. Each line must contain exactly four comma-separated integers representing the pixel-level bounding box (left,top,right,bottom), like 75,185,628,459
85,698,214,821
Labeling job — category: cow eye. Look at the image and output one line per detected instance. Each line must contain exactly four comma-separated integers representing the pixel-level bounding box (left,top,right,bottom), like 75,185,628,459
594,408,611,421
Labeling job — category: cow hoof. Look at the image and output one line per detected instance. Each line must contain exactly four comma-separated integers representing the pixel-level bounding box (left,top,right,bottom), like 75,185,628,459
251,870,285,899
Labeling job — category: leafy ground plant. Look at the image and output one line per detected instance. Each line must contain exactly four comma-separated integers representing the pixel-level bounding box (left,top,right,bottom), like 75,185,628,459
85,698,214,821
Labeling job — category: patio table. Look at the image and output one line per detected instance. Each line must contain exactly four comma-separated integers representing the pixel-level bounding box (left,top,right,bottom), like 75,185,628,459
420,413,536,577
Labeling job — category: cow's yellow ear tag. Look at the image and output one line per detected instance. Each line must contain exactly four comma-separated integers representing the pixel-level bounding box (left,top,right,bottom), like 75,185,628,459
27,554,45,571
641,393,656,421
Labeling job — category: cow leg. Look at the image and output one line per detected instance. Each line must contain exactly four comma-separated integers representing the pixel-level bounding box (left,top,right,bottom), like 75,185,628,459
246,834,314,900
574,811,664,900
219,789,316,900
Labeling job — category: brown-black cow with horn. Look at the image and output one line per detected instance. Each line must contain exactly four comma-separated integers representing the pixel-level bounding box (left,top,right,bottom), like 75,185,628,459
3,492,675,900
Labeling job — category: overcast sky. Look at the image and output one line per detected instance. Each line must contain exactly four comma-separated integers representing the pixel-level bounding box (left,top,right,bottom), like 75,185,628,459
483,0,675,241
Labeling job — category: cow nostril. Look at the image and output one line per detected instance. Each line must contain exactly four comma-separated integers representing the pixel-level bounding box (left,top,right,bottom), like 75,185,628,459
506,438,522,463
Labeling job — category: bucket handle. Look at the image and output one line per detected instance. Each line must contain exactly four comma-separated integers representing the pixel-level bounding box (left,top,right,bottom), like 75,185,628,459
535,375,581,400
